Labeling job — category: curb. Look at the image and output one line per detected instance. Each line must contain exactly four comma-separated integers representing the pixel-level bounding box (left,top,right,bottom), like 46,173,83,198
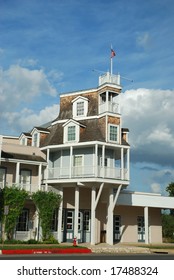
1,248,92,255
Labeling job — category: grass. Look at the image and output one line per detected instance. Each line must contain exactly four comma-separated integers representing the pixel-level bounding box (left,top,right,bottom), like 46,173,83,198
0,244,85,250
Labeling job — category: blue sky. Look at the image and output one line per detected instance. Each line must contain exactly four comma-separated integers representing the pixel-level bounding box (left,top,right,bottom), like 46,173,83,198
1,0,174,194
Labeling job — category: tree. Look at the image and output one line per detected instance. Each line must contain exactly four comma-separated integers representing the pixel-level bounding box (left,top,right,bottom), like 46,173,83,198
166,182,174,197
32,190,62,241
162,213,174,240
166,182,174,216
2,186,28,240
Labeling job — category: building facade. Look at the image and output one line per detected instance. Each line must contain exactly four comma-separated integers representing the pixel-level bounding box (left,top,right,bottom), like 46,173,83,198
0,72,174,244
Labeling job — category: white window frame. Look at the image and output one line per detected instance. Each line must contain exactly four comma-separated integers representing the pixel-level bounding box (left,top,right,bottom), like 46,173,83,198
76,101,84,116
67,125,76,141
108,124,119,143
32,131,40,147
73,154,84,177
72,97,88,118
20,169,31,190
63,122,80,143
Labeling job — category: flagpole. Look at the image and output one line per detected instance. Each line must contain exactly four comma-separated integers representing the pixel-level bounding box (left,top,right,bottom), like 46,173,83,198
111,55,113,75
110,44,113,75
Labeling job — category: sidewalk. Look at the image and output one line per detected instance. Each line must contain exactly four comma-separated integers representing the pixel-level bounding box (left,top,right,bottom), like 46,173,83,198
1,242,174,255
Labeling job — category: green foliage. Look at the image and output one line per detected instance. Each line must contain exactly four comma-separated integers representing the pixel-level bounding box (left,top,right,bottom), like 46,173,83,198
166,182,174,197
32,190,62,241
0,189,4,222
2,186,28,240
162,213,174,240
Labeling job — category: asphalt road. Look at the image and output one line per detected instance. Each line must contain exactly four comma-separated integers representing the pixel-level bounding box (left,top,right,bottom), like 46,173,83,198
0,253,174,260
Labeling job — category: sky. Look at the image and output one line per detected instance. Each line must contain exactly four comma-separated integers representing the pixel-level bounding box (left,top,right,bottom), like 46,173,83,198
0,0,174,195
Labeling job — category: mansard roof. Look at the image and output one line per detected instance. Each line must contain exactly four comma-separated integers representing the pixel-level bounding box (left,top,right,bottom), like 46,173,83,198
41,118,129,147
53,90,98,122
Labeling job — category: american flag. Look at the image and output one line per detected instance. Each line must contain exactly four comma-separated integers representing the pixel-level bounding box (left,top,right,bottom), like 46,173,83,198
111,48,116,58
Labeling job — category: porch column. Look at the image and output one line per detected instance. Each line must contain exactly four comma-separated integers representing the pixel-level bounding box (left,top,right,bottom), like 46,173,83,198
15,162,20,185
144,206,149,244
38,164,42,191
74,186,79,243
106,91,109,111
91,186,96,245
107,187,114,245
107,185,122,245
95,143,98,177
102,145,105,178
127,148,130,180
45,148,50,191
121,147,124,179
57,187,63,243
70,146,73,178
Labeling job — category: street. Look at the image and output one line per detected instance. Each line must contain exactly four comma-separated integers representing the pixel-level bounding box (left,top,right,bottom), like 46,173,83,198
0,253,174,260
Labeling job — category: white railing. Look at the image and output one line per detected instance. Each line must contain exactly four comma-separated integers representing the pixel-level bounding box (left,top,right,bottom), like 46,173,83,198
99,102,119,114
47,166,128,181
99,73,120,86
3,182,40,193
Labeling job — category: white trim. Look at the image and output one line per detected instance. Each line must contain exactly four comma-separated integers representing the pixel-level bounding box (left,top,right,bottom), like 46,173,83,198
51,113,121,126
32,131,40,147
0,157,47,166
60,88,97,98
117,191,174,209
63,122,80,144
108,124,119,143
41,140,130,151
71,96,89,103
30,127,50,135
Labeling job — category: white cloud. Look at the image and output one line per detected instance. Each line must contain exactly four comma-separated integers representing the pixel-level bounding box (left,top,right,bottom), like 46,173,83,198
3,104,59,133
136,32,152,49
121,88,174,166
0,64,58,113
150,183,161,193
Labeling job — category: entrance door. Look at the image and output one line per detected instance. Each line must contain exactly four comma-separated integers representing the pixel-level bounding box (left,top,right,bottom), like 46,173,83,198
63,209,91,243
65,210,74,242
113,215,121,242
137,216,145,242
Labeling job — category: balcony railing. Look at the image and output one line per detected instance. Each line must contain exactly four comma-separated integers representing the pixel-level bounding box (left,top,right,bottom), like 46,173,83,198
0,182,42,193
99,102,119,114
47,165,129,181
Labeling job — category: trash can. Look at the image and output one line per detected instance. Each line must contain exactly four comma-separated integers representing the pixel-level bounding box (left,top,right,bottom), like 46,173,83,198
100,230,106,243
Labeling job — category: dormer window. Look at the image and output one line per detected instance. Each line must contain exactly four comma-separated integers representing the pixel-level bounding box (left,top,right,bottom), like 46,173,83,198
72,96,88,118
76,101,84,116
63,119,86,144
68,126,76,141
33,132,39,147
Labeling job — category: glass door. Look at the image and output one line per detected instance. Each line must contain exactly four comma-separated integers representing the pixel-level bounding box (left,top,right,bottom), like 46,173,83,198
113,215,121,242
137,216,145,242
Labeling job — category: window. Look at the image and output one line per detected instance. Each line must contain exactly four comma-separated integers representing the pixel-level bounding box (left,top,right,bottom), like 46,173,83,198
68,126,76,141
72,96,88,118
20,170,31,191
73,155,83,176
83,210,90,231
109,125,118,142
33,132,38,147
76,101,84,116
16,209,29,231
51,209,58,231
0,167,6,188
